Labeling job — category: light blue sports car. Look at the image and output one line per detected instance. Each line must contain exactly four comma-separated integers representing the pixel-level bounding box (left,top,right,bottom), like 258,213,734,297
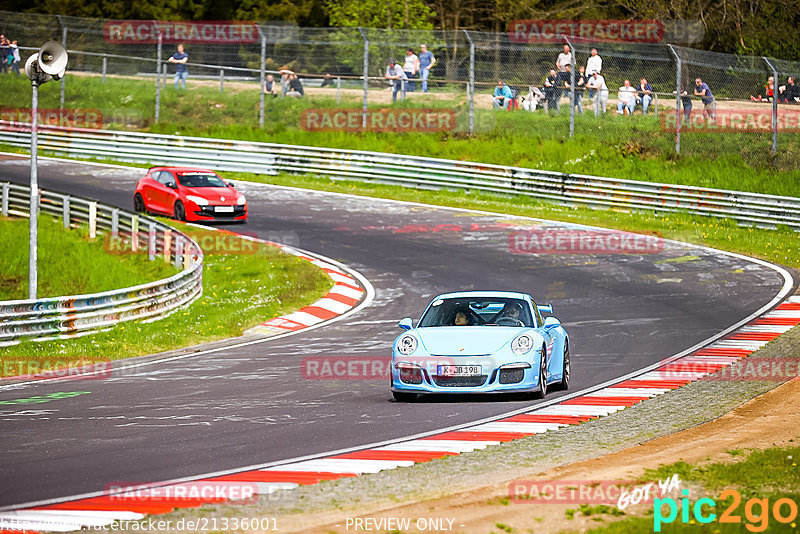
391,291,569,401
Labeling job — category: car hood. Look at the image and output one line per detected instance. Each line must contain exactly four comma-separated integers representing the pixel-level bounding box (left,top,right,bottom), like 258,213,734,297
184,187,237,202
415,327,534,356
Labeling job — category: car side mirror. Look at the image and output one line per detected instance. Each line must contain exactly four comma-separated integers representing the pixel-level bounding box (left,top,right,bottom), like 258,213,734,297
537,303,554,314
399,317,413,330
227,182,235,188
165,181,177,189
543,316,560,329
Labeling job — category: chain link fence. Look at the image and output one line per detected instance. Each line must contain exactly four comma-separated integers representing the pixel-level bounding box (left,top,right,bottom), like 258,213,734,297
2,11,800,168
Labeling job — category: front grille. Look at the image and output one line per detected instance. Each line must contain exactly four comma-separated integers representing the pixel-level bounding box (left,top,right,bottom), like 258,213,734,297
195,205,246,218
399,368,423,385
499,368,525,384
432,375,488,387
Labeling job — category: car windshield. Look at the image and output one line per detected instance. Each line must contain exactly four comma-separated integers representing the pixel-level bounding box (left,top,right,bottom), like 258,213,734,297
177,172,227,188
418,297,534,327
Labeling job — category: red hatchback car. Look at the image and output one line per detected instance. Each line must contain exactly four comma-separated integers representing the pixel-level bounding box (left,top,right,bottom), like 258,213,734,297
133,167,247,223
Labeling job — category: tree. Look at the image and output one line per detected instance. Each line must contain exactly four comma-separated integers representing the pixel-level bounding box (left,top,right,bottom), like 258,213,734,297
324,0,434,29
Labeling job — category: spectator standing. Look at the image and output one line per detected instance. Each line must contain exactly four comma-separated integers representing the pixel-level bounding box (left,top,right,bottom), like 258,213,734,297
9,40,20,76
418,44,436,93
544,69,560,113
586,48,602,97
616,79,636,115
679,88,692,123
168,44,188,89
586,71,608,117
286,74,304,98
556,44,572,72
385,59,407,102
492,80,513,110
694,77,715,121
263,74,276,98
0,36,9,75
557,65,573,113
637,78,653,114
569,65,586,114
403,48,420,92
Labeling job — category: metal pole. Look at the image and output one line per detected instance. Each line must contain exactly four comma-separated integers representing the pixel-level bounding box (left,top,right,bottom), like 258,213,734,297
566,36,575,138
102,56,107,83
358,28,369,129
219,69,224,93
463,30,475,136
155,32,162,124
258,28,266,128
29,81,39,299
56,16,66,111
763,57,779,164
337,76,341,104
668,45,681,155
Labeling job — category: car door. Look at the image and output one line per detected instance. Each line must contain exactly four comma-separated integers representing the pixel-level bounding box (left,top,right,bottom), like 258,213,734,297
152,171,178,214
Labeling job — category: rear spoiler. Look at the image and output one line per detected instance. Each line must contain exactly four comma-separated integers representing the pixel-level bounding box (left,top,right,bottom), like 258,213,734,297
537,303,554,314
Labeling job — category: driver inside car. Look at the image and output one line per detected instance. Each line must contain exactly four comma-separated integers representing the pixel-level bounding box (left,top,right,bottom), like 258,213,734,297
453,311,469,326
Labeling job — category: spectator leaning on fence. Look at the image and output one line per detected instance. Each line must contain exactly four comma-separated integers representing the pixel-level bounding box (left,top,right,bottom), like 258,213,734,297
586,71,608,117
556,44,571,72
694,77,715,121
403,48,420,92
778,77,799,103
617,80,636,116
637,78,653,114
679,87,692,122
419,44,436,93
9,39,20,75
572,65,587,114
493,80,513,110
385,59,407,102
286,73,304,98
169,44,188,89
320,73,334,87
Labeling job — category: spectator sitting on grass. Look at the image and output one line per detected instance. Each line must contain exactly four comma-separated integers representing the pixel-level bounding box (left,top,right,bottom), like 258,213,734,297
778,77,799,103
616,79,636,115
263,74,276,97
493,80,513,110
751,76,774,102
286,74,304,98
637,78,653,114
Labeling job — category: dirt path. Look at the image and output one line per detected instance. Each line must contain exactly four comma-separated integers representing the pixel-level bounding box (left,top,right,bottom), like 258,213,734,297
285,377,800,533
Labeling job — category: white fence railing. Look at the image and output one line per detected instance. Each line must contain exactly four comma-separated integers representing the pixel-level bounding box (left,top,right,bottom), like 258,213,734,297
0,181,203,345
2,122,799,230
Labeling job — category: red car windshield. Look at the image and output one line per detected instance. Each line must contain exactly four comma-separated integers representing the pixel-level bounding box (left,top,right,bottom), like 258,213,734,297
176,172,227,188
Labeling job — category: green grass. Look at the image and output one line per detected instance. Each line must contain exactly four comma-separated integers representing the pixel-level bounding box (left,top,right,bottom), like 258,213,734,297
569,445,800,533
3,73,800,196
0,219,333,367
0,215,177,300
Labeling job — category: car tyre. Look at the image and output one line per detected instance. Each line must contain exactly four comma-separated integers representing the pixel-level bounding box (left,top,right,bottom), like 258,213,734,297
173,200,186,221
534,346,547,399
133,194,146,214
392,391,417,402
558,343,570,390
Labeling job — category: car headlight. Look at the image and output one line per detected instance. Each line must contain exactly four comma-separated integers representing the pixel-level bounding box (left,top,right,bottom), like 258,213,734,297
237,195,246,206
185,195,208,206
397,335,418,355
511,334,534,354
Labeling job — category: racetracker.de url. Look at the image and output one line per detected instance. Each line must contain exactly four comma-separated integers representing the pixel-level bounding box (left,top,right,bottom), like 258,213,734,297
0,517,278,532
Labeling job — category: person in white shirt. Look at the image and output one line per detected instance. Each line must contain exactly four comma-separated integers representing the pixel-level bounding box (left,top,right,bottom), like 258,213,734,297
586,48,602,97
385,59,408,102
403,48,420,92
556,44,572,72
616,79,637,115
586,71,608,117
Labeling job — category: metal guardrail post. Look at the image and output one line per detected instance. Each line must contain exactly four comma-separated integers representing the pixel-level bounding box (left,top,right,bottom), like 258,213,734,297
358,27,369,129
131,215,139,252
163,229,172,263
667,45,682,155
762,57,779,165
148,223,156,260
88,201,97,238
463,30,475,136
62,196,70,228
219,69,224,93
1,183,8,216
111,208,119,236
155,31,162,124
654,93,658,117
337,77,341,104
175,235,184,267
102,56,107,83
258,27,266,128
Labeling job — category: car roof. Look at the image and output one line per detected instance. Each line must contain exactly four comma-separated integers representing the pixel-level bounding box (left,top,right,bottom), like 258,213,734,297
148,166,217,174
432,291,532,301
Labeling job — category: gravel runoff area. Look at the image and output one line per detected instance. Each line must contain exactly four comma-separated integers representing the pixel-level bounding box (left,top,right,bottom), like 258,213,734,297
135,309,800,533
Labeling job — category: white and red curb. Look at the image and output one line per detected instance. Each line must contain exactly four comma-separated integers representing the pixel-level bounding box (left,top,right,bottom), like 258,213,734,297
2,296,797,533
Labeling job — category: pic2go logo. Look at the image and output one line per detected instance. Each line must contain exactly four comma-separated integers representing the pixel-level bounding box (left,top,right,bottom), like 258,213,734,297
654,489,799,532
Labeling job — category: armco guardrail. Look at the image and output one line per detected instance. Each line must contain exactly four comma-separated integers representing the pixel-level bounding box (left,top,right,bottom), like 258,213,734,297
0,181,203,346
2,122,800,230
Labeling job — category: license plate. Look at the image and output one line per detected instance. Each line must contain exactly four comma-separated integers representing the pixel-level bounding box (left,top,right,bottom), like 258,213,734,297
215,206,234,213
437,365,481,377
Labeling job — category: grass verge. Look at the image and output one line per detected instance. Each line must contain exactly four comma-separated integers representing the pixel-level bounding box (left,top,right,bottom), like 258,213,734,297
0,214,177,300
0,218,333,367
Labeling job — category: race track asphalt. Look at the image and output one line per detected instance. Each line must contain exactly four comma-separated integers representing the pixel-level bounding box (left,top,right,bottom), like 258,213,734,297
0,155,793,508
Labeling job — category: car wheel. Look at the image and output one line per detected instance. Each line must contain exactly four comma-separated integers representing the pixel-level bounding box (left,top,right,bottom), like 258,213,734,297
173,200,186,221
392,391,417,402
133,194,145,214
534,346,547,399
559,343,570,390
